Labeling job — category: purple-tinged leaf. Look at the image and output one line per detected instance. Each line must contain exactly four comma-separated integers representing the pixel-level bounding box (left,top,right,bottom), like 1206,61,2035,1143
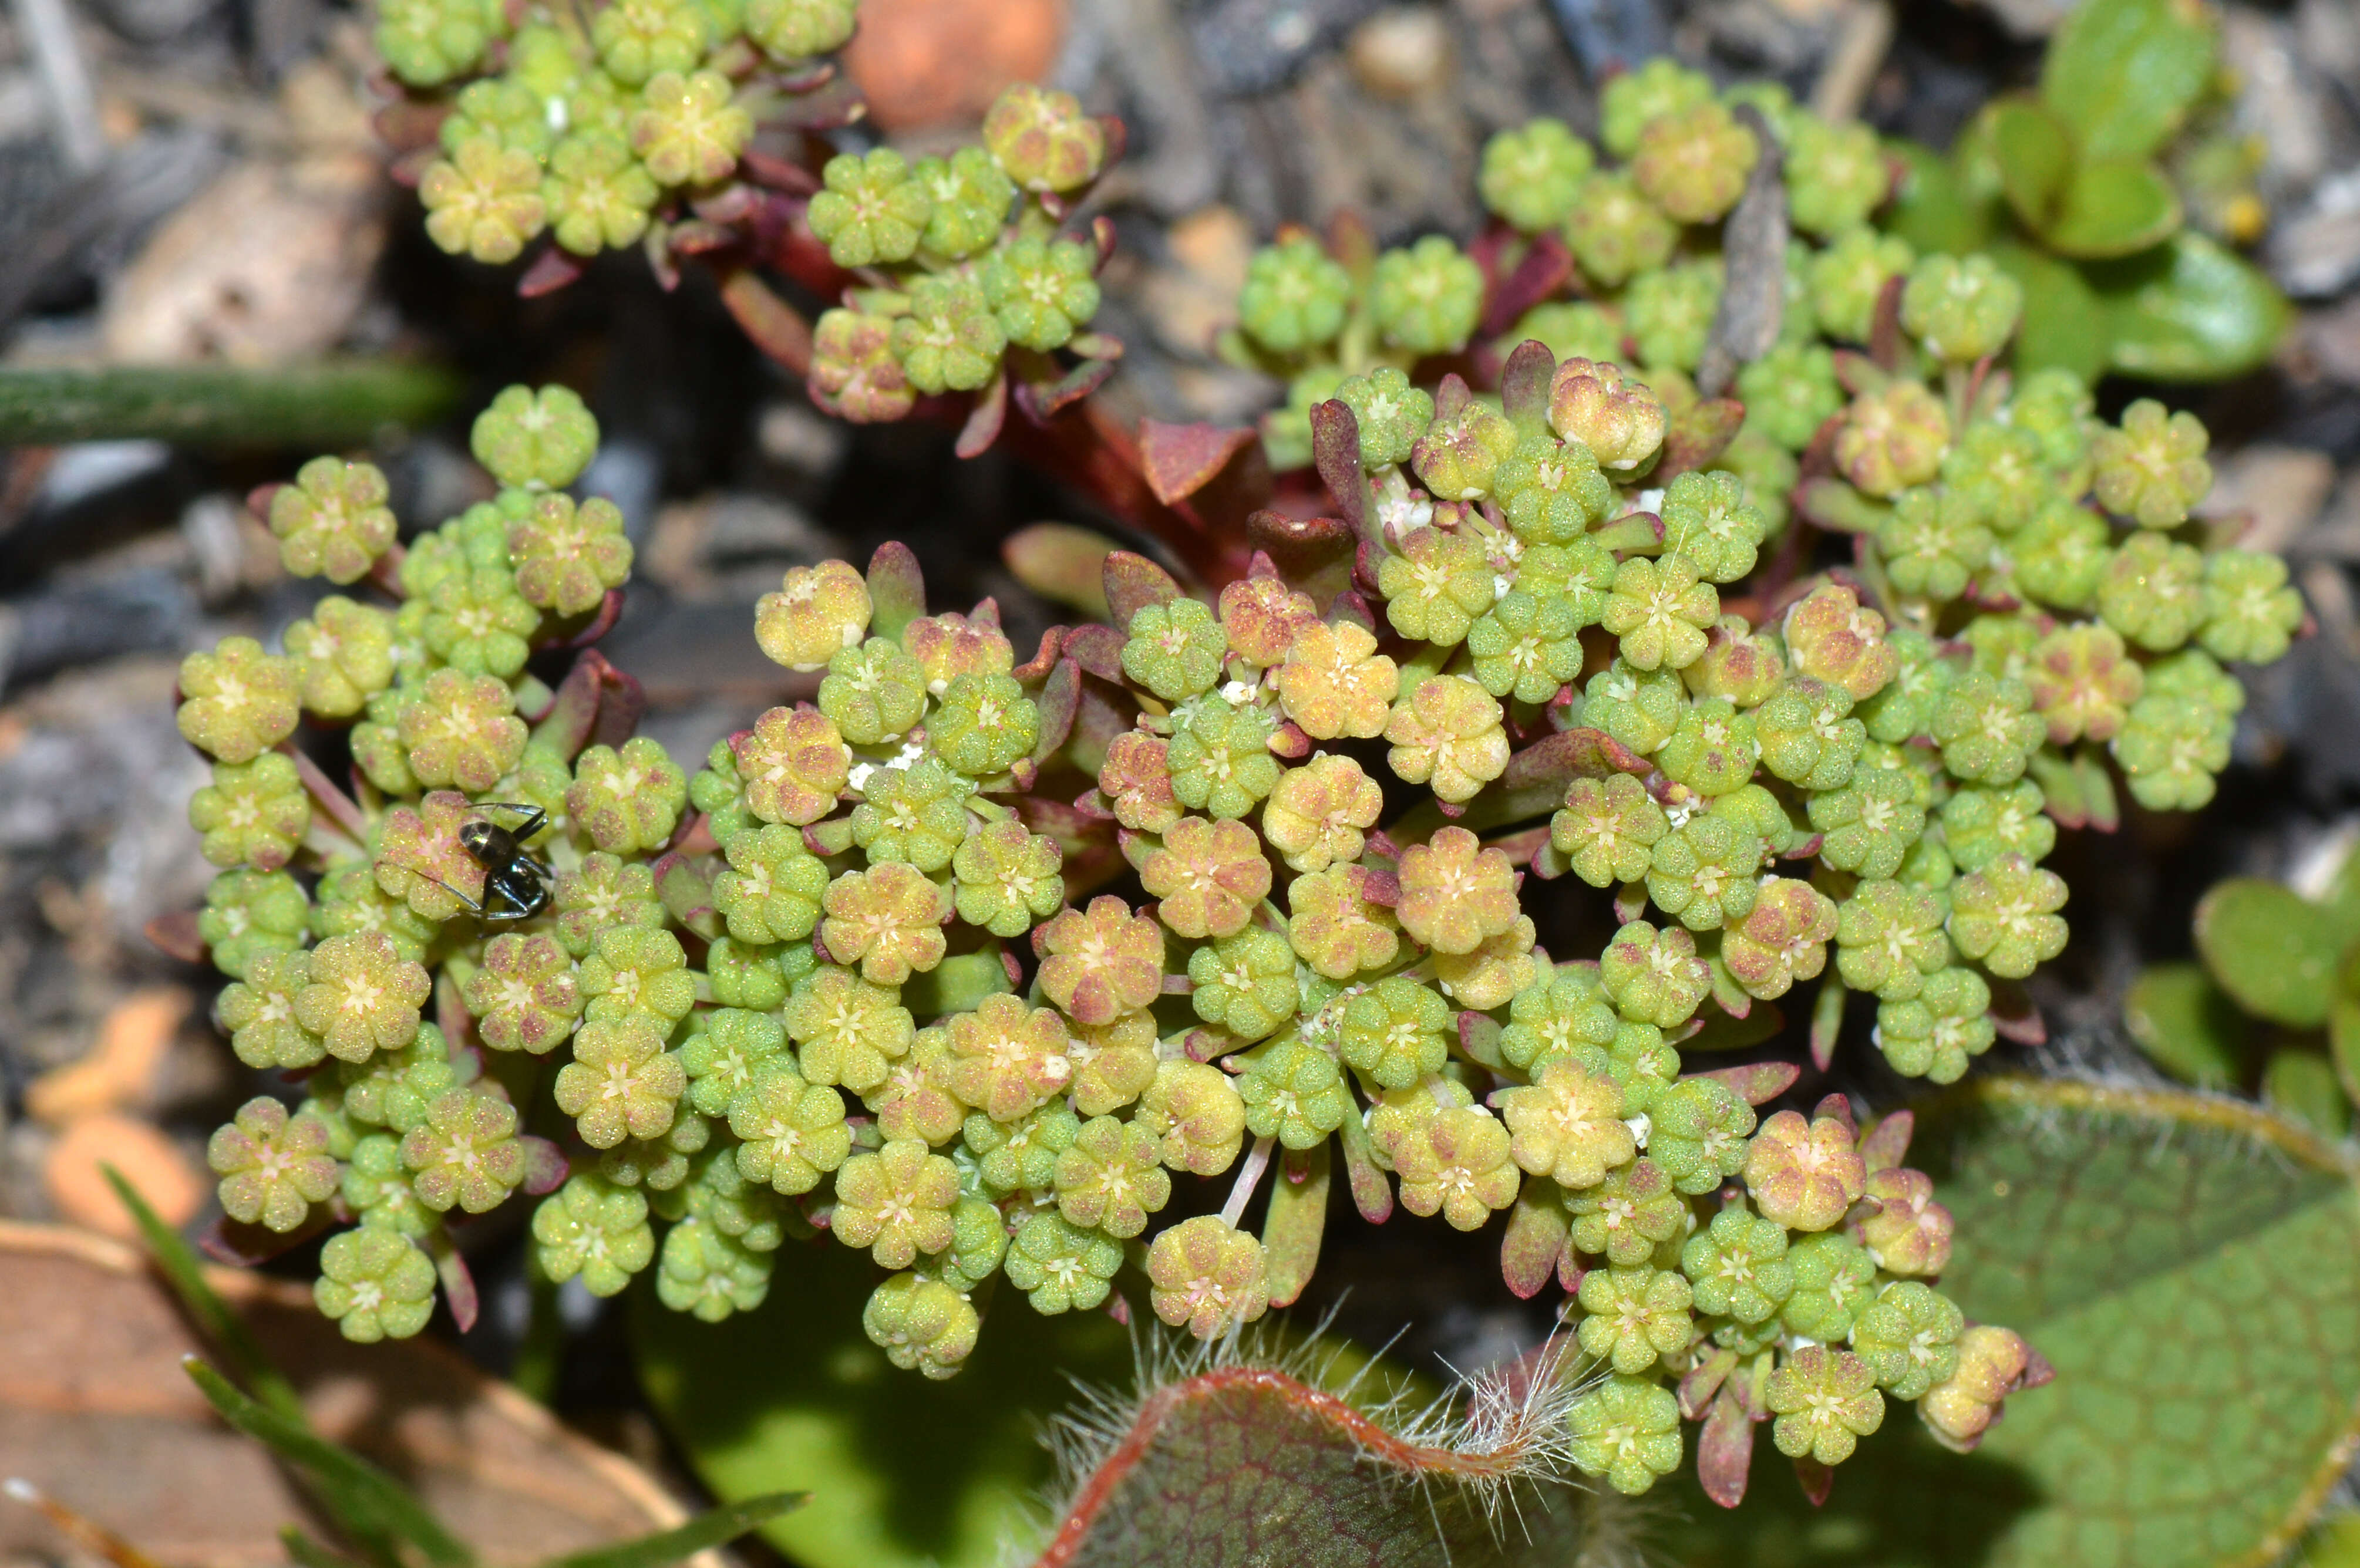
1499,1179,1568,1300
1447,727,1652,834
1102,550,1181,630
1679,999,1785,1053
1990,977,2048,1045
1246,508,1356,610
1309,400,1369,539
1458,1011,1508,1071
531,651,607,763
1813,1092,1858,1140
1012,354,1116,424
519,245,587,299
1484,234,1575,337
1139,420,1259,506
955,369,1008,458
716,267,813,375
431,1232,479,1334
144,910,206,966
1012,627,1069,683
1869,274,1908,373
803,817,856,857
1432,372,1473,421
1709,957,1753,1019
1269,721,1311,760
1699,1383,1757,1509
1590,510,1666,553
2076,743,2120,832
1795,1455,1834,1508
1811,974,1847,1071
1005,524,1116,621
1261,1142,1329,1308
652,852,720,940
200,1210,332,1267
1685,1060,1802,1105
861,541,925,644
738,147,820,194
1336,1110,1393,1224
1680,1346,1739,1420
588,660,647,750
1062,624,1126,684
1500,339,1557,429
1032,660,1081,763
1653,397,1746,481
520,1136,569,1195
1858,1109,1913,1175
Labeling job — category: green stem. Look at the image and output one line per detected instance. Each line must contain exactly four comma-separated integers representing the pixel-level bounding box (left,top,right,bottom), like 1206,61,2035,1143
0,361,460,447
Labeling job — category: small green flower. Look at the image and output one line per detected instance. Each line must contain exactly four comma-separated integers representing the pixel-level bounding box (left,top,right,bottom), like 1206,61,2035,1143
1166,696,1281,819
658,1218,773,1321
1624,257,1723,372
1749,676,1859,791
292,932,429,1064
1238,235,1354,355
929,672,1039,777
399,1088,524,1213
1880,486,1992,602
600,1111,709,1193
1567,1375,1683,1496
834,1137,960,1267
1564,1155,1683,1264
820,861,952,984
208,1097,338,1233
676,1008,787,1116
779,966,908,1094
629,69,750,187
1371,235,1483,356
1332,974,1447,1090
1576,1263,1694,1374
982,82,1106,193
1648,1077,1755,1195
2199,548,2303,665
268,457,396,584
1411,397,1518,501
188,753,309,874
533,1173,655,1296
1566,171,1677,287
544,131,661,255
808,309,914,423
374,0,499,86
1942,421,2051,535
1876,965,1994,1082
863,1272,978,1378
913,146,1015,259
891,277,1006,394
178,637,301,764
1765,1346,1884,1464
1551,773,1669,889
1836,878,1953,1000
1900,254,2022,364
1947,852,2068,977
1500,1054,1631,1190
394,669,524,793
338,1027,459,1134
420,136,547,263
2112,692,2232,810
742,0,856,58
1645,814,1762,933
510,493,632,616
1655,698,1760,798
1467,590,1584,703
2092,399,2211,528
1784,112,1887,237
1286,864,1400,980
1601,56,1713,155
982,235,1101,352
464,931,580,1054
1681,1203,1795,1322
965,1104,1079,1195
1940,780,2053,872
2011,496,2112,612
1479,117,1594,232
1337,367,1436,470
315,1228,437,1343
556,1014,686,1147
1810,768,1925,882
1596,919,1709,1029
728,1061,852,1195
1580,659,1685,754
1376,527,1496,647
1777,1231,1877,1341
1602,556,1719,672
939,995,1073,1124
1053,1115,1171,1239
1853,1280,1964,1399
1005,1213,1123,1314
551,852,665,957
1122,596,1226,702
580,925,697,1027
1494,430,1614,546
1930,670,2044,785
1237,1038,1352,1149
213,950,324,1069
951,819,1063,938
591,0,703,83
285,596,396,719
851,760,972,874
1658,473,1767,589
707,936,794,1010
1498,967,1619,1073
1189,928,1300,1043
2098,531,2207,652
1809,225,1914,345
818,638,927,746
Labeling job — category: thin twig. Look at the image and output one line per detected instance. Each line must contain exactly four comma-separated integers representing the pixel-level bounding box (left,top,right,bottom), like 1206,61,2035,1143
1810,0,1896,123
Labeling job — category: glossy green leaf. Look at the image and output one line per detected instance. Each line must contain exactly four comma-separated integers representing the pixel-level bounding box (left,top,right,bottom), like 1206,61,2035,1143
2093,232,2292,381
1883,138,1997,258
1987,100,2072,237
2044,159,2183,258
2122,961,2248,1087
2264,1048,2351,1139
2040,0,2217,161
2194,878,2341,1027
1664,1078,2360,1568
1988,245,2112,383
633,1240,1131,1568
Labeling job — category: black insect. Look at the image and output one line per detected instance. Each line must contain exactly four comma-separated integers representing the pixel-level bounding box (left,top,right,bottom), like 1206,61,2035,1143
442,802,553,921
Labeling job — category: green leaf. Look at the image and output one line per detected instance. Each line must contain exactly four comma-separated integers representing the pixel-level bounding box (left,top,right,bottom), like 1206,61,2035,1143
633,1240,1132,1568
281,1527,370,1568
1987,100,2072,237
1988,245,2112,383
1002,524,1115,622
1883,138,1998,257
181,1358,474,1568
0,362,459,446
1037,1359,1601,1566
534,1493,807,1568
1261,1141,1331,1309
2043,159,2184,259
2264,1048,2352,1139
1664,1078,2360,1568
102,1165,305,1424
2122,961,2250,1087
2041,0,2217,161
900,951,1014,1017
2194,878,2341,1027
2092,232,2292,381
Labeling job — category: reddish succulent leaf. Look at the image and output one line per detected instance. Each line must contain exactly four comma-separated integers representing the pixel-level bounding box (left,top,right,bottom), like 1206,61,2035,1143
1457,1011,1507,1071
1336,1111,1393,1224
530,651,607,761
588,659,646,750
1858,1110,1913,1175
1061,625,1126,684
1032,661,1082,762
957,370,1009,458
143,911,206,966
1012,627,1069,683
1030,1365,1596,1568
1499,339,1556,428
518,246,587,299
1869,274,1908,373
803,818,856,856
1590,511,1665,553
2075,744,2120,832
1989,978,2047,1045
1261,1143,1329,1309
1453,727,1651,834
1005,524,1116,622
1066,677,1129,778
199,1212,331,1269
1679,999,1785,1053
519,1136,568,1195
716,267,814,376
1309,401,1369,538
1812,1093,1857,1139
1679,1346,1738,1419
1685,1060,1802,1105
1246,509,1356,610
1432,373,1473,422
1484,236,1575,339
1139,420,1259,506
1795,1455,1835,1508
432,1236,479,1334
1269,721,1312,760
1698,1383,1756,1509
1709,959,1753,1020
1101,551,1181,630
1499,1182,1568,1300
1653,398,1746,481
1013,356,1117,424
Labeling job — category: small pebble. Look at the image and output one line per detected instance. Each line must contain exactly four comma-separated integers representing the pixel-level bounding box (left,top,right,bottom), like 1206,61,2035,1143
1347,7,1454,99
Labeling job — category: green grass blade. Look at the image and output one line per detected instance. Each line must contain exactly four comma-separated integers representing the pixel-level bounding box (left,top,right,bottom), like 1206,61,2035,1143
183,1358,475,1568
101,1165,304,1423
0,362,460,446
533,1494,809,1568
281,1526,372,1568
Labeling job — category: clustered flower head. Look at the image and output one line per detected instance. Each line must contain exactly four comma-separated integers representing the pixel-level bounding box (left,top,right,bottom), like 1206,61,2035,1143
196,41,2291,1509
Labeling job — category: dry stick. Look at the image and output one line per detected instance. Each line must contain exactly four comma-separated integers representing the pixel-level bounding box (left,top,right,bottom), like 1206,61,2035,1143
9,0,103,174
1219,1134,1278,1226
1810,0,1896,124
1695,104,1789,402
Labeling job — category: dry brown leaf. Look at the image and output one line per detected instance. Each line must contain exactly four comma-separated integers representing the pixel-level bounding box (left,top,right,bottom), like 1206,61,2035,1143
0,1223,695,1568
